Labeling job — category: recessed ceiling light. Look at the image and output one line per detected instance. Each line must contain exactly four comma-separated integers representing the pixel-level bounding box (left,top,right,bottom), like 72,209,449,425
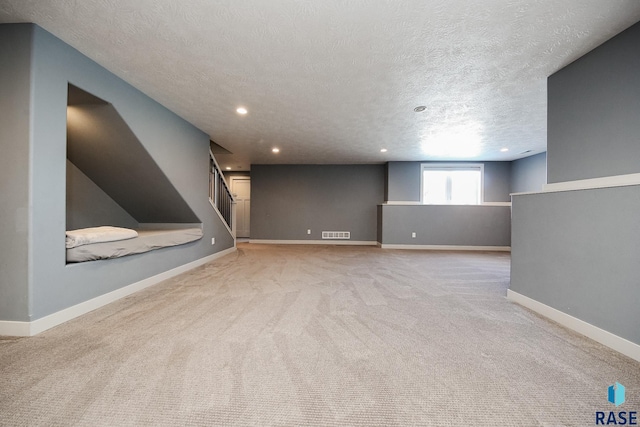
272,148,280,153
500,148,509,152
380,148,388,153
236,107,248,115
225,166,231,170
414,106,426,112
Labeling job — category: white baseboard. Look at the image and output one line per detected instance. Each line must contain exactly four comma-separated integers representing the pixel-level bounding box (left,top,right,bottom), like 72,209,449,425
382,201,511,206
380,244,511,252
249,239,378,246
511,172,640,196
0,321,31,336
507,290,640,363
543,172,640,193
0,247,236,337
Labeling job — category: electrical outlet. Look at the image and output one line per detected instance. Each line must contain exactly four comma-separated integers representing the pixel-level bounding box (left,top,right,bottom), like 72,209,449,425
411,232,416,238
307,229,311,235
211,237,215,245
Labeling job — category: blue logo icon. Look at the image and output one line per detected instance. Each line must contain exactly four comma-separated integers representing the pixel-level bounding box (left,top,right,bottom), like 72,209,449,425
596,383,636,425
608,382,625,407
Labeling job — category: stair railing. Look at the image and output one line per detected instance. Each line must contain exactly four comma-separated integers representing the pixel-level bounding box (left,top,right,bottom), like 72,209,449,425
209,150,235,235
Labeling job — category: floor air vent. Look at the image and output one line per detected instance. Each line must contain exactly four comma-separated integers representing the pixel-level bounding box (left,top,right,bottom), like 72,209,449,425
322,231,350,239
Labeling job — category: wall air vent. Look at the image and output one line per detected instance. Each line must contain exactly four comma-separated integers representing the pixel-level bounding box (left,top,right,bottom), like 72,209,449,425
322,231,351,239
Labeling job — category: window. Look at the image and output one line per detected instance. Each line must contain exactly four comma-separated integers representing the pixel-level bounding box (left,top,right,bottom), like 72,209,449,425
421,164,483,205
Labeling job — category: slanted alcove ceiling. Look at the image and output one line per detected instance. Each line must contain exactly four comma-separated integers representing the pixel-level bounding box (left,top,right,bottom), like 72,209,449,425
66,84,200,224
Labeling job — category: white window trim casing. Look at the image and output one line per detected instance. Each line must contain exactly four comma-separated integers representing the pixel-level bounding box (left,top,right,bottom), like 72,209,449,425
420,163,484,205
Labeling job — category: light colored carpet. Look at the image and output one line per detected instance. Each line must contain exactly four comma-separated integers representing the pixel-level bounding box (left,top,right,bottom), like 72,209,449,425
1,244,638,426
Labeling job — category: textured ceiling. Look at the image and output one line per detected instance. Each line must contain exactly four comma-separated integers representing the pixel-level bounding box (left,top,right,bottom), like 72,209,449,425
2,1,640,170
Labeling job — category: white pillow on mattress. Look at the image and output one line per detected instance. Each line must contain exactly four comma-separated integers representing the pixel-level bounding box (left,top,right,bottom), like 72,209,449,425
65,226,138,249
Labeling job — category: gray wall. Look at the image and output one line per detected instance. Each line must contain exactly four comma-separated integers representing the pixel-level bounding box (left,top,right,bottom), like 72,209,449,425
511,152,547,193
0,25,32,321
380,205,511,246
511,186,640,345
483,162,512,202
0,24,234,322
251,164,384,241
386,161,512,202
386,162,420,201
66,160,139,230
547,22,640,183
511,22,640,348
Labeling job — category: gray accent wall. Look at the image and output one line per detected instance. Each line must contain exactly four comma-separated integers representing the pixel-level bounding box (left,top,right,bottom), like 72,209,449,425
386,161,512,202
547,22,640,183
380,205,511,247
511,186,640,345
511,152,547,193
484,162,512,203
386,162,420,201
251,164,384,241
510,22,640,348
0,24,234,322
377,161,512,247
0,25,32,321
66,160,139,230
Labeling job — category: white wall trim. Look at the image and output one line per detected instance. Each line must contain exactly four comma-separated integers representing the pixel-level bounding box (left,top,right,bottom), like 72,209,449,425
507,290,640,363
0,321,31,337
382,201,511,207
249,239,378,246
0,247,236,337
511,172,640,196
380,244,511,251
382,201,421,205
480,202,511,206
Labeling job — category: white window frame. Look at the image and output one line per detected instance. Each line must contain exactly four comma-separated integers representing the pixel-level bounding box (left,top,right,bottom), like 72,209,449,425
420,163,484,205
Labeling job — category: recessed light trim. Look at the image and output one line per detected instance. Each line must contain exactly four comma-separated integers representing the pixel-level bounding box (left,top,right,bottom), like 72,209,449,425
414,106,426,112
225,166,232,170
236,107,248,115
380,148,388,153
500,148,509,152
272,148,280,153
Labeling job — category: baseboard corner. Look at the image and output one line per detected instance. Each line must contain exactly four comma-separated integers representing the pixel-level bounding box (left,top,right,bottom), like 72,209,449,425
506,289,640,363
0,320,31,337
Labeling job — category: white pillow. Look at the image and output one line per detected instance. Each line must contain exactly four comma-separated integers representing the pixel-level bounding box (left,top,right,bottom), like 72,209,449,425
65,226,138,249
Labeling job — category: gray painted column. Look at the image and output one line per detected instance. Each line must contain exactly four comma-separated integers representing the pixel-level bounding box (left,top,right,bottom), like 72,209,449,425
0,25,33,321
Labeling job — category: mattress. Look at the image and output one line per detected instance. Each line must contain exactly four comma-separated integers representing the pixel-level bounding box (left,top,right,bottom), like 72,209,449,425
66,227,203,263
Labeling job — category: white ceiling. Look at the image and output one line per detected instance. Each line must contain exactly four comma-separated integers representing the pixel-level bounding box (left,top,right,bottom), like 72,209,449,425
2,1,640,171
